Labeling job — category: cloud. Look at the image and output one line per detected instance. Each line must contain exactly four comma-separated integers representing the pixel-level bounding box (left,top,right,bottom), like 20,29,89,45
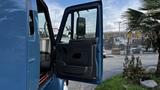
45,0,141,32
103,0,141,32
45,1,65,29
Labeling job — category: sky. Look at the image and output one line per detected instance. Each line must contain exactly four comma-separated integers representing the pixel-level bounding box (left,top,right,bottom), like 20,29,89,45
45,0,141,32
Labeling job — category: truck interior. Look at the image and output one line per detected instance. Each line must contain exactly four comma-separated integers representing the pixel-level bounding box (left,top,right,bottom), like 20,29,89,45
37,0,55,86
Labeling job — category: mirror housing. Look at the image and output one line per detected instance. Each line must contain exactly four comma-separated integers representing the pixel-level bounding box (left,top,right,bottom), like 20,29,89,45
76,17,86,38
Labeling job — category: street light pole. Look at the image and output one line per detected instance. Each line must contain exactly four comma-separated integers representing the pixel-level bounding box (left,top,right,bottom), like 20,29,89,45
117,21,122,49
118,21,122,37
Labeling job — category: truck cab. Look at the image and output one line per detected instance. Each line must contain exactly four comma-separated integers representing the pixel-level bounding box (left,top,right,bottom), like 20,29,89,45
0,0,103,90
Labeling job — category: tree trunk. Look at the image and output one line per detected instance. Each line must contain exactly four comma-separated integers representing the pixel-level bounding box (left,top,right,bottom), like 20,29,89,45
156,49,160,77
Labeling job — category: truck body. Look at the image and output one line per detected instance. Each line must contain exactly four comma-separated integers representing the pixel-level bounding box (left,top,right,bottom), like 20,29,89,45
0,0,103,90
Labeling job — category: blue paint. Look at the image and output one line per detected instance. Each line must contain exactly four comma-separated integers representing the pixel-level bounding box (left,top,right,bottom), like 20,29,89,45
0,0,27,90
27,0,40,89
40,75,64,90
0,0,63,90
0,0,102,90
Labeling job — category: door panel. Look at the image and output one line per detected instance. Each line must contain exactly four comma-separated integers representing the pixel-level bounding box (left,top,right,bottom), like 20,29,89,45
56,39,96,79
55,1,103,84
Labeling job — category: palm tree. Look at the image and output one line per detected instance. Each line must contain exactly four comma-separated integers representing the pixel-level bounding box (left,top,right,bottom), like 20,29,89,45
124,0,160,76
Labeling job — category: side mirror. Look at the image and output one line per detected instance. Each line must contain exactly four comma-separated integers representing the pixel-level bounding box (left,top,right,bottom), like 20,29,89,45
76,17,86,38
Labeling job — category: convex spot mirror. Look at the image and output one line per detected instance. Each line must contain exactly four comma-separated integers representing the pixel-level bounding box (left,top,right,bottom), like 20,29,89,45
76,17,86,38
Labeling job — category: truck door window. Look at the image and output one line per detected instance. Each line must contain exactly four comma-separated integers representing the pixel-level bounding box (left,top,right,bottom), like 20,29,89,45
61,14,71,43
38,13,50,39
73,9,97,39
38,13,51,53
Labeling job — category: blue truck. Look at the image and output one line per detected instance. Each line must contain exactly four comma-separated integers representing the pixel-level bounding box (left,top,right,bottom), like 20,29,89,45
0,0,103,90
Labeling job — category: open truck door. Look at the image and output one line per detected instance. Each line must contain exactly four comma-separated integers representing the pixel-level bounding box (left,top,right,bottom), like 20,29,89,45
55,1,103,84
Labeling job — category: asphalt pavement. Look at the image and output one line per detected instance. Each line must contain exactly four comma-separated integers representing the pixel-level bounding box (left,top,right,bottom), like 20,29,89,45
68,51,158,90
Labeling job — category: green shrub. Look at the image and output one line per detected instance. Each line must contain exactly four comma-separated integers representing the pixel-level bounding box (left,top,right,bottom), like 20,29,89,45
96,74,148,90
123,55,145,83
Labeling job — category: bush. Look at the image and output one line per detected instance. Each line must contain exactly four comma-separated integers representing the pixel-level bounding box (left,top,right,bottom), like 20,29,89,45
95,74,149,90
123,55,145,83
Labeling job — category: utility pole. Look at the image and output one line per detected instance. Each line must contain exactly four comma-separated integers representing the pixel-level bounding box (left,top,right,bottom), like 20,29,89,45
116,21,122,49
118,21,122,37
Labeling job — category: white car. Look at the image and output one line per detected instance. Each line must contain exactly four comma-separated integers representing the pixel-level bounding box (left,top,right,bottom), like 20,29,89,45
103,49,107,58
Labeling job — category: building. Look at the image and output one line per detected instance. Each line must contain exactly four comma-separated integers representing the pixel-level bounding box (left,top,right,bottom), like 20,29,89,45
103,31,144,50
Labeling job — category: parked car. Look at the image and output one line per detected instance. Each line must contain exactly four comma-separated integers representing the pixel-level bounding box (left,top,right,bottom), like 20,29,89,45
142,48,156,53
131,47,156,54
131,47,141,54
103,49,107,58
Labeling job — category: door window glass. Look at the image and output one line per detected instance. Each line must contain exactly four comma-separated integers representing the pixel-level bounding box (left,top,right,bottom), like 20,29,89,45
38,13,49,38
61,14,71,43
73,9,97,39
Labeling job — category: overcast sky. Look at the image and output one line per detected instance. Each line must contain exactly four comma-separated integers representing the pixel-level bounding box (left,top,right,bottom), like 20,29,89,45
45,0,141,32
